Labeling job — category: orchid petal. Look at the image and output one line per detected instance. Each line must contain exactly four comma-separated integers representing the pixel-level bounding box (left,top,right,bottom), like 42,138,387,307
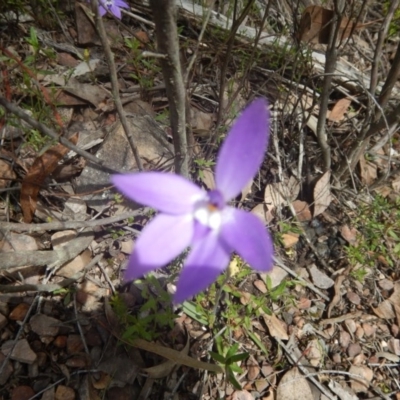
124,213,194,281
174,233,230,303
215,98,270,201
112,172,205,214
220,207,273,271
115,0,129,8
111,5,122,18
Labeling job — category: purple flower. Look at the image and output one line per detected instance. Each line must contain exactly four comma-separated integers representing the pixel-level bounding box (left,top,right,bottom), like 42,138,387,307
97,0,129,18
112,98,274,303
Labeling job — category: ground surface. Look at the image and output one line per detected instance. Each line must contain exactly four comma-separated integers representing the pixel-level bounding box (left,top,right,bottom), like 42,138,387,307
0,1,400,399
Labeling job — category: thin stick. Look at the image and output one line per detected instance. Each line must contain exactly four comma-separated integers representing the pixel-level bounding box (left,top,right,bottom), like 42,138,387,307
149,0,189,177
0,97,118,174
0,209,144,233
91,0,143,171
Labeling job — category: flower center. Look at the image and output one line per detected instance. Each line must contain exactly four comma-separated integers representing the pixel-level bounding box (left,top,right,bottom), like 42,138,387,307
105,0,113,9
193,190,224,230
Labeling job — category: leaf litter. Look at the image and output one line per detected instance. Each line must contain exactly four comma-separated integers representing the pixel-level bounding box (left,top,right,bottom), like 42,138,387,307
0,1,400,399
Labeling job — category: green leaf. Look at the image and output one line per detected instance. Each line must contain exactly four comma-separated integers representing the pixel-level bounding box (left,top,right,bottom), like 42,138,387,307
225,343,240,359
226,367,242,390
209,351,226,364
226,352,249,364
182,301,208,326
245,328,269,355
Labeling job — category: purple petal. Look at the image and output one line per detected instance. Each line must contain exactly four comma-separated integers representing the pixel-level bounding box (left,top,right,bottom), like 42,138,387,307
115,0,129,8
215,98,270,201
112,172,205,214
98,5,107,16
124,213,194,281
220,207,273,271
174,233,230,303
110,5,122,18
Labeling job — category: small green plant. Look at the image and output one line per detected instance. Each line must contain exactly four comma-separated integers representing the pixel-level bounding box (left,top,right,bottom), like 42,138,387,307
124,37,161,90
210,342,249,390
110,275,175,342
345,195,400,271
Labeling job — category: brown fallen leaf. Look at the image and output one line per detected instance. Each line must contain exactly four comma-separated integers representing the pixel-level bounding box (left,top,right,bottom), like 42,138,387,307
291,200,312,222
276,367,314,400
359,155,377,185
328,98,352,122
313,171,332,217
20,133,78,223
0,158,16,188
281,232,299,248
262,313,288,340
340,224,358,245
297,5,377,44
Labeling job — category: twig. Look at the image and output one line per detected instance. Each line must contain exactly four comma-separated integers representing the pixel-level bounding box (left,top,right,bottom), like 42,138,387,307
275,336,337,400
73,293,90,354
0,254,103,293
91,0,143,171
184,0,215,84
377,40,400,112
0,97,118,174
149,0,189,177
0,209,144,233
0,296,38,376
315,0,345,171
215,0,256,128
273,257,330,302
369,0,400,96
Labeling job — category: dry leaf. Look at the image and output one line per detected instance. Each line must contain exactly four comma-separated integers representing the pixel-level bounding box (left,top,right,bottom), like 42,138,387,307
297,6,369,44
313,171,332,217
232,390,254,400
328,98,351,122
20,133,78,223
252,203,274,224
359,156,377,185
281,233,299,248
276,367,313,400
0,159,16,188
340,225,358,245
262,313,288,340
264,177,300,210
291,200,312,221
349,365,373,393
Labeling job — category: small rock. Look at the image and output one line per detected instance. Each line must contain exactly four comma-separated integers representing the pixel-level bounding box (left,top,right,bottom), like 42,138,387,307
346,291,361,305
340,331,351,348
51,230,77,250
54,336,68,348
55,385,75,400
30,314,61,337
345,319,357,333
308,264,334,289
41,388,55,400
56,249,92,278
378,279,394,291
7,233,38,252
355,326,364,339
0,352,13,385
349,365,373,393
1,339,37,364
253,280,267,294
347,343,362,358
0,313,7,330
11,386,35,400
67,335,84,354
362,323,376,337
9,303,30,321
66,356,88,368
120,239,134,254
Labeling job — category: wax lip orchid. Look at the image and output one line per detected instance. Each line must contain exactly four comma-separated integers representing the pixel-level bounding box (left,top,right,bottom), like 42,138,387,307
97,0,129,18
112,98,274,303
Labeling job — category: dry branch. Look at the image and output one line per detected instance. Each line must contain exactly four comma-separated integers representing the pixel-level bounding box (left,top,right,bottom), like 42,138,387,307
150,0,189,177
